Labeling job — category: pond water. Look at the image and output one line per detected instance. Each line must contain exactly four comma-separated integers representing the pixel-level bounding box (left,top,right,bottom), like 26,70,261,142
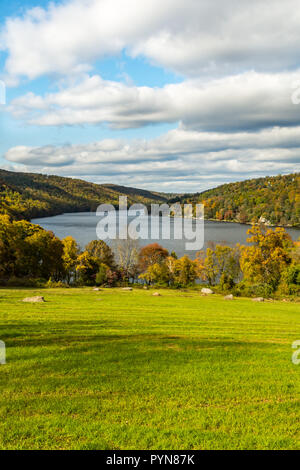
32,212,300,259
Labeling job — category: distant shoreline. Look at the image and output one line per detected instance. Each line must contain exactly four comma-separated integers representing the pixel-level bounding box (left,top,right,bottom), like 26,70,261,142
31,210,300,230
202,217,300,229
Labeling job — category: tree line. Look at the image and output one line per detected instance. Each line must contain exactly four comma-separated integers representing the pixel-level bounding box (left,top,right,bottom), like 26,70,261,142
175,173,300,227
0,169,169,221
0,214,299,297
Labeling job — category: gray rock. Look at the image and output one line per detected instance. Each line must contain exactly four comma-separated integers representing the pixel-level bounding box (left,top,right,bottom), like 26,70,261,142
224,294,234,300
252,297,264,302
201,288,214,295
22,296,45,303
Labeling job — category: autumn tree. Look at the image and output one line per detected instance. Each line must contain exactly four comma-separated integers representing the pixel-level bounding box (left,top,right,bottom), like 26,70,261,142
62,236,80,283
139,262,170,286
165,255,178,285
173,256,197,287
25,229,64,280
85,239,115,268
140,255,197,288
240,226,293,290
95,263,110,286
277,238,300,294
76,251,99,285
0,215,63,281
138,243,169,272
196,248,218,285
112,238,139,283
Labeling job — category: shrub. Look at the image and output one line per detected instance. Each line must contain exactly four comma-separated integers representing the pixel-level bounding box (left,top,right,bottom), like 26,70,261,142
219,273,235,291
284,264,300,286
95,263,109,286
233,281,274,298
4,277,46,287
277,264,300,295
45,279,67,288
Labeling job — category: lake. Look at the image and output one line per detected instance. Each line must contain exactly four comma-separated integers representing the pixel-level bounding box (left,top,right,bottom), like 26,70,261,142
32,212,300,259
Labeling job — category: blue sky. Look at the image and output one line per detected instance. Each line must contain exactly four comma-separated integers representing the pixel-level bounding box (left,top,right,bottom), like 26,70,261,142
0,0,299,192
0,6,181,167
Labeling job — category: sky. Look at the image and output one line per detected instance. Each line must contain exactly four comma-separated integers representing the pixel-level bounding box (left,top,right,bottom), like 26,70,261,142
0,0,299,193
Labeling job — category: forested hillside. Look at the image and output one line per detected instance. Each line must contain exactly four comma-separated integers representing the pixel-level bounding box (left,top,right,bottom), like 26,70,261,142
177,173,300,227
1,170,299,227
0,170,169,220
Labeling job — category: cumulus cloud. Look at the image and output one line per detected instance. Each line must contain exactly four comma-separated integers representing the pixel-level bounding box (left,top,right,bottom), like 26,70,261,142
2,0,300,83
2,0,300,191
4,127,300,192
9,71,300,131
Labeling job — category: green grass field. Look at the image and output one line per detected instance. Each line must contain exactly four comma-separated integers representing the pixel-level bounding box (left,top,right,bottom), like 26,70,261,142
0,288,299,450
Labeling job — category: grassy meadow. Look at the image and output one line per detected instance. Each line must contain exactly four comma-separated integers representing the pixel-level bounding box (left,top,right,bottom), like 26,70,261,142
0,287,299,450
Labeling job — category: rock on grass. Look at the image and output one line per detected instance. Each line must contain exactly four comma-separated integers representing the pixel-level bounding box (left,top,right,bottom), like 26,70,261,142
201,288,214,295
22,296,45,303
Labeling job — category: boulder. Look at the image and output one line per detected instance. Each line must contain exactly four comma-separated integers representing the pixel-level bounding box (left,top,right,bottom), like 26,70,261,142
252,297,264,302
122,287,133,291
224,294,234,300
22,296,45,303
201,288,214,295
152,292,161,296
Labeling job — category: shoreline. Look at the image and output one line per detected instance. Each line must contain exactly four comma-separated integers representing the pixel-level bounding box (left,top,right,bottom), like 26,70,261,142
31,209,300,231
194,217,300,229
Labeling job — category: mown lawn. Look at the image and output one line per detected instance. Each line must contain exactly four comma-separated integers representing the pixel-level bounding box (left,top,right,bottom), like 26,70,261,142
0,287,299,450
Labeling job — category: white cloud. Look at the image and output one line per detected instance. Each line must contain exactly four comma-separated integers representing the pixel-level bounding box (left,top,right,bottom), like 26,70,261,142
4,127,300,192
2,0,300,83
9,70,300,131
2,0,300,192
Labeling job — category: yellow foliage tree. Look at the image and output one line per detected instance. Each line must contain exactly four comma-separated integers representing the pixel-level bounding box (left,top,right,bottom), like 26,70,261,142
240,226,293,290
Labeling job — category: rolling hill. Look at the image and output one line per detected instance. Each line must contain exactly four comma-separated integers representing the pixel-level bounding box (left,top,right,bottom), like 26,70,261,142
174,173,300,227
1,170,299,227
0,170,170,220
